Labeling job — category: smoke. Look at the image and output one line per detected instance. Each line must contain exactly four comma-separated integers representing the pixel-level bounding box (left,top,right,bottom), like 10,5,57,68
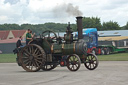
53,3,83,18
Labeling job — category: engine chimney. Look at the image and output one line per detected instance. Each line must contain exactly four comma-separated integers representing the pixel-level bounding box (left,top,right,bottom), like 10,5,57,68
76,16,83,39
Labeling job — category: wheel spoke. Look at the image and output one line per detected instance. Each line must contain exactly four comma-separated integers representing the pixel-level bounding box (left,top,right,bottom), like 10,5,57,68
36,57,43,60
91,55,93,60
33,62,38,69
35,60,40,67
92,56,95,60
28,61,31,69
24,60,31,66
24,49,30,56
28,46,32,53
31,46,34,53
35,59,42,64
23,58,29,64
92,63,95,68
69,58,72,61
85,60,89,63
31,63,33,70
46,65,47,69
75,64,78,68
72,65,74,70
22,56,29,59
36,54,43,57
33,48,38,55
89,63,91,68
86,56,89,60
23,52,29,57
89,56,92,60
73,56,75,61
35,51,40,55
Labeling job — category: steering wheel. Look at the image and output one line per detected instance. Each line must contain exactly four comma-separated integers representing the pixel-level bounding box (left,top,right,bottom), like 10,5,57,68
42,30,57,43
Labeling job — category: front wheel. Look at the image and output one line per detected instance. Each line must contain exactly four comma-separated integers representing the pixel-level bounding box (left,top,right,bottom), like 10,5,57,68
66,54,81,71
84,53,99,70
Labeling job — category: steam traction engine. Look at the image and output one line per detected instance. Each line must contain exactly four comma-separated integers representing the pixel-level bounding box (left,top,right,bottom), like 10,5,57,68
17,17,99,72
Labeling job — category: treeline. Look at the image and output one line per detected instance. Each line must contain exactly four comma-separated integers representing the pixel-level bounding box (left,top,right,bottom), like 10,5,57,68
0,17,128,34
82,17,128,31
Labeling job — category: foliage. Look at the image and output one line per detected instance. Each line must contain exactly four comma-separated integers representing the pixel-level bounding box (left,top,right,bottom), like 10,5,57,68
102,21,121,30
82,17,102,30
0,17,127,33
0,23,75,34
122,22,128,30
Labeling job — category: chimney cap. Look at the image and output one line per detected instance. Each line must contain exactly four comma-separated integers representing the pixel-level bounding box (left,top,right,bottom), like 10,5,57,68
76,16,83,19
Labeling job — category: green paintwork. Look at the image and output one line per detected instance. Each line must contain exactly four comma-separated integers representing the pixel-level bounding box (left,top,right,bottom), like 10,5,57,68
52,44,62,54
62,43,74,55
52,43,75,55
41,39,75,55
42,39,51,53
99,45,127,53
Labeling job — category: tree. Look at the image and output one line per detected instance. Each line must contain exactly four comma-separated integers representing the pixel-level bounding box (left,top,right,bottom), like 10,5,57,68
123,22,128,30
82,17,102,31
102,21,120,30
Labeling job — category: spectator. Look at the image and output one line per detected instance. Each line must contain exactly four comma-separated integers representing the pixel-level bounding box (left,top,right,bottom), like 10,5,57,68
26,29,32,45
16,36,23,48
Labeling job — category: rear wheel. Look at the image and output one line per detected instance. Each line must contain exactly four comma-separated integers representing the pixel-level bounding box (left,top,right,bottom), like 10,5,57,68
19,44,46,72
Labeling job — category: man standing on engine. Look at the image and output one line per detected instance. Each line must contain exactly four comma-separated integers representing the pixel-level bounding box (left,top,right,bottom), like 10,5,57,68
26,29,32,45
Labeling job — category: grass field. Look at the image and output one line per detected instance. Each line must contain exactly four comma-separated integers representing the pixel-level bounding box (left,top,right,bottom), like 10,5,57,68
98,53,128,61
0,53,128,63
0,54,16,63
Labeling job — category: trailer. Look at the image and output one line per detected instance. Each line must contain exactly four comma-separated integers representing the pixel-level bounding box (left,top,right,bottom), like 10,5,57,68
98,37,128,55
75,28,128,55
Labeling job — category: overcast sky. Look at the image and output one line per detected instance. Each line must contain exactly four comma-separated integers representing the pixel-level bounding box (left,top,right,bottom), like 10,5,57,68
0,0,128,26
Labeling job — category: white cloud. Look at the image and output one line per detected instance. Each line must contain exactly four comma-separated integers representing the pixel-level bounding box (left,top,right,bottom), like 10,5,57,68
0,0,128,26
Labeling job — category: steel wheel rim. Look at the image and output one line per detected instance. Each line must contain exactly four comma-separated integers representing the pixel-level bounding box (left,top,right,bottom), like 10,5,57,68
84,54,98,70
20,44,46,72
67,54,81,71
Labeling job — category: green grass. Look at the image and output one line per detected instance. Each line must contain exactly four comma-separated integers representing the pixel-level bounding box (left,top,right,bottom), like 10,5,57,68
0,53,128,63
98,53,128,61
0,54,17,63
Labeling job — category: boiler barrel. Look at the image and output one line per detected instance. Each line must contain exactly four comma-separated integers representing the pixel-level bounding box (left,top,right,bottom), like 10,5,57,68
51,41,87,55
